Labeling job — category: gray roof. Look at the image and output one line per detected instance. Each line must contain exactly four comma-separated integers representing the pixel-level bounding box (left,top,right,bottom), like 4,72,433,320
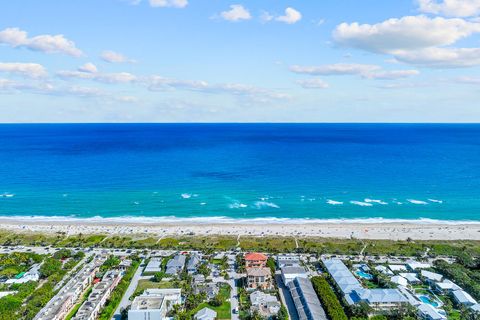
165,255,186,274
281,266,307,275
421,270,443,282
288,277,327,320
322,258,362,294
350,288,408,304
187,254,201,270
471,304,480,313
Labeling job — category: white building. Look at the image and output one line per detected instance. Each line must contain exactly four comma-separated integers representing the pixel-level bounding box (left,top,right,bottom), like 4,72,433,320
417,303,447,320
129,288,182,320
399,273,421,284
144,258,163,273
421,270,443,283
407,261,431,271
390,275,408,287
452,290,477,307
388,265,407,272
6,263,41,284
250,291,281,317
281,266,308,285
194,307,217,320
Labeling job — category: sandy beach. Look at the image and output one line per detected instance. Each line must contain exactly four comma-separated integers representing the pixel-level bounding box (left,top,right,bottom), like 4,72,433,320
1,217,479,240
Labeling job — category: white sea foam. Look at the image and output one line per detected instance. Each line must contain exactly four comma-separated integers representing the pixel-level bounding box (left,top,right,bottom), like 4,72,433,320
253,201,280,209
1,193,14,198
428,199,443,204
181,193,192,199
228,201,248,209
364,198,388,205
350,201,373,207
1,215,478,225
326,200,343,205
407,199,428,205
200,202,207,206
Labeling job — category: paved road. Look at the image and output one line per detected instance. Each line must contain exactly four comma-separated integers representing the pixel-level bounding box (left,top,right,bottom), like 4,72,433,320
228,271,239,320
275,273,298,320
112,259,144,320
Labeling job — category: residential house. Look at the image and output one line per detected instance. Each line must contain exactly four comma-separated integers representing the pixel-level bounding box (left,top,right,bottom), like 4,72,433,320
417,303,447,320
281,266,308,285
452,290,477,307
247,267,272,290
129,288,182,320
250,291,281,318
390,275,408,287
287,277,327,320
194,307,217,320
421,270,443,284
245,253,268,269
399,273,421,284
144,258,163,274
187,254,201,274
166,255,186,276
407,261,431,271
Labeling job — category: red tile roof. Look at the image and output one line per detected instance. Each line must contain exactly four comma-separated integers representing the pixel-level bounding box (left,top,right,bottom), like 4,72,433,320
244,252,267,261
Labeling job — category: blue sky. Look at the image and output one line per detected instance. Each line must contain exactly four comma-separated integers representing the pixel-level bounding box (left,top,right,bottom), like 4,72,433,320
1,0,480,122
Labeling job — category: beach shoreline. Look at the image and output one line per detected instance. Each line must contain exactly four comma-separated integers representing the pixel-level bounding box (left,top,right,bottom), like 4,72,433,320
1,217,479,240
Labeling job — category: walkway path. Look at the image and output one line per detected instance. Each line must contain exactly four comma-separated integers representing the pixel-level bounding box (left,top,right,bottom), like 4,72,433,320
112,259,144,320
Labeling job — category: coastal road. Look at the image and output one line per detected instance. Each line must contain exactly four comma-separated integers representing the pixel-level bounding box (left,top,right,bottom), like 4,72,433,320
112,259,144,320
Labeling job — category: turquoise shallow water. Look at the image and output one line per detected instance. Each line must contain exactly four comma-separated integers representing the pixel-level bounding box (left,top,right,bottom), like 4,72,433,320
0,123,479,222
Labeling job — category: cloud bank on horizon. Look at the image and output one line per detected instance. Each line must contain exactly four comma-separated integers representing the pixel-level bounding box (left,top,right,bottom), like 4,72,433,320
0,0,480,122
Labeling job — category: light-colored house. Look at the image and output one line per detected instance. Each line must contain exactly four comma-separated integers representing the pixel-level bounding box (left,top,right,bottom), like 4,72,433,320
407,261,431,271
399,273,421,284
452,290,477,307
128,288,182,320
471,304,480,313
375,265,393,276
287,277,328,320
187,254,201,274
276,254,300,268
194,307,217,320
166,255,186,276
247,267,272,290
434,279,460,293
389,265,407,273
144,258,163,274
250,291,281,317
281,266,308,285
417,303,447,320
421,270,443,283
390,275,408,287
6,264,41,284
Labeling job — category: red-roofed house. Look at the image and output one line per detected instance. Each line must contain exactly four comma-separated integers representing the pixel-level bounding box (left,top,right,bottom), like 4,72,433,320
244,253,268,269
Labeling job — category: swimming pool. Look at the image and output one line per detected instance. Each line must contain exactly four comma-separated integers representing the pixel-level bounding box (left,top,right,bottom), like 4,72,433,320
356,270,374,280
418,295,440,307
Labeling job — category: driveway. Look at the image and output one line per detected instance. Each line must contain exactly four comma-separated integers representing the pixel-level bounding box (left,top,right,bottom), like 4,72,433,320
112,259,144,320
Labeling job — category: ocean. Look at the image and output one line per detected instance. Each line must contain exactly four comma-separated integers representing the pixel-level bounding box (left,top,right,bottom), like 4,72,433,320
0,123,479,223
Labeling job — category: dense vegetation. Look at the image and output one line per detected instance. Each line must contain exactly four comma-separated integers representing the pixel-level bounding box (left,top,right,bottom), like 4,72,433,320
1,230,479,258
311,276,348,320
434,258,480,301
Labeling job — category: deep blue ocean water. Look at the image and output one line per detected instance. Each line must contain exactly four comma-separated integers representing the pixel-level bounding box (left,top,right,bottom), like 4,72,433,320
0,123,479,222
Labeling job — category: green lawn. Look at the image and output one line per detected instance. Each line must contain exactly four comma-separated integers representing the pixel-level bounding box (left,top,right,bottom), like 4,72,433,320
133,279,180,296
192,285,231,320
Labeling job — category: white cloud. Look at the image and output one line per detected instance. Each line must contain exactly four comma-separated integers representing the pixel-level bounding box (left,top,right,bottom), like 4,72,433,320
296,78,329,89
0,62,47,78
0,27,83,57
276,7,302,24
78,62,98,73
455,76,480,84
57,70,137,84
393,47,480,67
333,16,480,53
149,0,188,8
290,63,381,75
417,0,480,17
100,50,135,63
220,5,251,22
365,69,420,80
290,63,419,80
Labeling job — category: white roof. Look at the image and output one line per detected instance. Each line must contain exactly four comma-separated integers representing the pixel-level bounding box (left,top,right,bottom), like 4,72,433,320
452,290,477,305
389,264,407,272
418,303,446,320
435,279,460,291
399,273,420,283
195,307,217,320
471,304,480,313
421,270,443,282
407,261,431,270
390,275,408,287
